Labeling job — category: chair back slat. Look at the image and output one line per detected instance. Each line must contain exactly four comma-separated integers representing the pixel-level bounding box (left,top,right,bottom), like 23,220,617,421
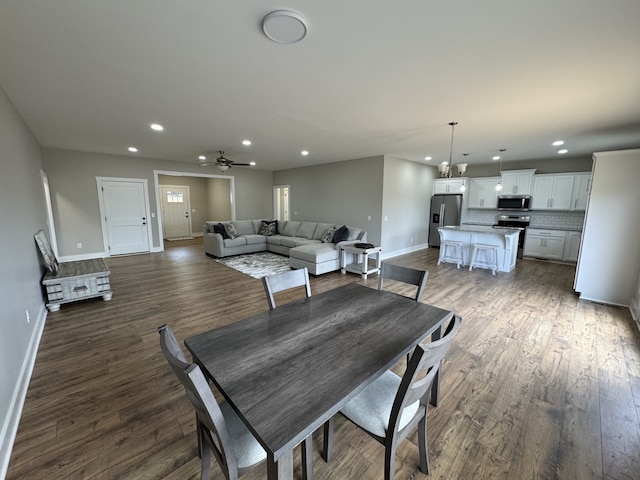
262,267,311,310
378,262,428,302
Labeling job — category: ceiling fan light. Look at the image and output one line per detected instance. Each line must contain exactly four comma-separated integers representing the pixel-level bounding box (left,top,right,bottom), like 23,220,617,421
218,165,229,172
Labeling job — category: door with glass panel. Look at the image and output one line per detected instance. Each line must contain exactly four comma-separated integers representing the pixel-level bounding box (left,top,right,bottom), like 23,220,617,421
160,185,192,239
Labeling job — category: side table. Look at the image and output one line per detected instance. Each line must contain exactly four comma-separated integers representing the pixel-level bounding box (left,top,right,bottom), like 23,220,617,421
42,258,113,312
340,244,382,279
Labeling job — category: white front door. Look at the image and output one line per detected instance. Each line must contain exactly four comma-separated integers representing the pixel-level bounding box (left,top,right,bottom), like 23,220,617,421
273,186,290,221
99,179,151,255
160,185,192,239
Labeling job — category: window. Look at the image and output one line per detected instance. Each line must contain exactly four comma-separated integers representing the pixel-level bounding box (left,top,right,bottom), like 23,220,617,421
166,191,184,203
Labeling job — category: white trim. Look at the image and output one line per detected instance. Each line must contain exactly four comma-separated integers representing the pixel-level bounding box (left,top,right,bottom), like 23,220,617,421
380,243,428,260
96,177,153,256
0,304,47,480
153,170,237,251
40,171,59,258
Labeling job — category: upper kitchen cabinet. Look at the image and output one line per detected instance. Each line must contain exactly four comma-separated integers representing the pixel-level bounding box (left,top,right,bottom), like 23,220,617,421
499,169,535,195
433,178,467,194
570,173,591,211
531,174,574,210
468,177,499,209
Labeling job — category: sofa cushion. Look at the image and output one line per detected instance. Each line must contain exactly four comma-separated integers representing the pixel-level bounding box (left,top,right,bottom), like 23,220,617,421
280,237,300,248
294,238,321,247
333,225,349,243
289,243,339,263
313,223,334,240
258,220,277,236
234,220,255,236
277,221,287,234
282,221,301,237
225,223,238,239
245,234,267,245
224,237,246,247
266,235,283,246
213,223,228,239
297,222,317,240
321,225,337,243
347,226,362,241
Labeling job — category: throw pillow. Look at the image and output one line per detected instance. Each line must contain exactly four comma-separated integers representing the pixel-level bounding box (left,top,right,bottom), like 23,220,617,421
347,226,362,241
321,225,338,243
259,220,277,236
213,223,228,239
332,225,349,243
224,223,238,239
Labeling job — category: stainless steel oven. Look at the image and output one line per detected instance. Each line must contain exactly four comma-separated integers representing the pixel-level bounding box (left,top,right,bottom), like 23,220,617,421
492,215,530,258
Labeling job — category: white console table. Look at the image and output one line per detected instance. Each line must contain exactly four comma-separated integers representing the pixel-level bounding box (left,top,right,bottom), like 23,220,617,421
340,245,382,279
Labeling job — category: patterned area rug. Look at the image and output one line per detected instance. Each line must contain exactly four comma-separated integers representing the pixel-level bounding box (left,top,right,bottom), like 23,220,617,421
216,252,291,279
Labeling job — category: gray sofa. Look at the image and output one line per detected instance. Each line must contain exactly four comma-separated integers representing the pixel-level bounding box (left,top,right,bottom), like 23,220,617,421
203,219,367,275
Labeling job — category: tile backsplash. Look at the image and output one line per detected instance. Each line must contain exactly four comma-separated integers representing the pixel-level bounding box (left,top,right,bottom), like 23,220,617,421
466,209,585,231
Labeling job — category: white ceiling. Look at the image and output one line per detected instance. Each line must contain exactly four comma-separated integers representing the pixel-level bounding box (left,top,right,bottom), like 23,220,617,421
1,1,639,171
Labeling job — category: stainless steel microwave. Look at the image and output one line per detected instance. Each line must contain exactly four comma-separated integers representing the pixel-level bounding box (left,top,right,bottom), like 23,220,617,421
497,195,531,211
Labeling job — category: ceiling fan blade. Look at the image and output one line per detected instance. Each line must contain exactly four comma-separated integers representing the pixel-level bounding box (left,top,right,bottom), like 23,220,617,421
230,163,252,166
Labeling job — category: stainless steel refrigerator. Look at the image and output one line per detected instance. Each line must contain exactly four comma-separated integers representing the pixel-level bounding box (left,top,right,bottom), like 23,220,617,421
428,194,462,247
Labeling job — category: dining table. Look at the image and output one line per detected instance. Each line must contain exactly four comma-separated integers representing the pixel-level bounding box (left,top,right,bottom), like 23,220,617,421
184,282,455,480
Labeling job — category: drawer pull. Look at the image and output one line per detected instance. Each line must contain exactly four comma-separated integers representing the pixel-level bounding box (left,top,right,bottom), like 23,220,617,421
73,285,88,292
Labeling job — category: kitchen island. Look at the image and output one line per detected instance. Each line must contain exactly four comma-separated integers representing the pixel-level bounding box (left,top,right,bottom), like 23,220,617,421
438,226,520,272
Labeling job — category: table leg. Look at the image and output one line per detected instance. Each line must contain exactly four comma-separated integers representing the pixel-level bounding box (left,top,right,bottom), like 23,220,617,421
267,450,293,480
362,252,369,279
340,247,346,274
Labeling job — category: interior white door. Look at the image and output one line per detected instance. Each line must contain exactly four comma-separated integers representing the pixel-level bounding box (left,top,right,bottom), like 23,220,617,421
273,186,290,221
101,180,150,255
160,185,191,239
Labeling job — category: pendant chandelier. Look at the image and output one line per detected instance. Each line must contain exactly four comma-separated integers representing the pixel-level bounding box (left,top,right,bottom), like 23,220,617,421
439,121,458,178
495,148,506,191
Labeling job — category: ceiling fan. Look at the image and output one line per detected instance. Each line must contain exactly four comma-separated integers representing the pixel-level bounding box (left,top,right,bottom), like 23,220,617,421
199,151,254,172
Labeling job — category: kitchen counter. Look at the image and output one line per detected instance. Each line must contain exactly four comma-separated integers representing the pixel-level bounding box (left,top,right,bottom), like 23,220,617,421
439,226,519,272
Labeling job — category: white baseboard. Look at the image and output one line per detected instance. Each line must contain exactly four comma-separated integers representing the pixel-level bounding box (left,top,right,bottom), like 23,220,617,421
0,304,47,480
380,243,428,260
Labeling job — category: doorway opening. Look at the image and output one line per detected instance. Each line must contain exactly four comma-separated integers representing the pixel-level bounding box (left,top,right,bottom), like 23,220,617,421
273,185,290,221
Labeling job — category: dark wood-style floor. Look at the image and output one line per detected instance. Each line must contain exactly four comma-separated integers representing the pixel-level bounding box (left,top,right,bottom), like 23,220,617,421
8,238,640,480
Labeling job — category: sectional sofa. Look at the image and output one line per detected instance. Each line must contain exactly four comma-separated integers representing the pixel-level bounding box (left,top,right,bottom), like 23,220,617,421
203,219,368,275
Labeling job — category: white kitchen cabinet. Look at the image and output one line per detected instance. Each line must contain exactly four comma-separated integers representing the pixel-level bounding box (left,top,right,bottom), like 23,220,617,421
563,231,582,262
531,174,574,210
433,178,466,194
570,173,591,211
499,169,535,195
467,177,499,209
523,228,566,260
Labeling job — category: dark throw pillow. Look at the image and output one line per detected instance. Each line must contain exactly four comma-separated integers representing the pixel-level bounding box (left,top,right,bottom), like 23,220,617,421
224,223,238,239
213,223,228,239
259,220,277,236
332,225,349,244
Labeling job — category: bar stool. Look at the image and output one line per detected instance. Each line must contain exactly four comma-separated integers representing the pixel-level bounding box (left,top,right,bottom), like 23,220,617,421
438,240,464,269
469,243,499,275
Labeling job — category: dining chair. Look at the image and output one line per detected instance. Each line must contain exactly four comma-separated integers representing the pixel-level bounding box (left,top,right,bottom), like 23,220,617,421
377,262,429,302
158,324,314,480
262,266,312,310
322,314,462,480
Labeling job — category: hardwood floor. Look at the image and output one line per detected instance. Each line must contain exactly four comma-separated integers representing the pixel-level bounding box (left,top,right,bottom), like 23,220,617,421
8,238,640,480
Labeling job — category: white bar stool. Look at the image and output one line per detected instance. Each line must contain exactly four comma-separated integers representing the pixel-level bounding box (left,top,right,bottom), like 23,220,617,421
437,240,464,269
469,243,499,275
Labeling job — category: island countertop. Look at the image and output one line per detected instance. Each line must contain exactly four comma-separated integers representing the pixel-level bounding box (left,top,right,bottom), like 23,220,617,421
442,225,521,236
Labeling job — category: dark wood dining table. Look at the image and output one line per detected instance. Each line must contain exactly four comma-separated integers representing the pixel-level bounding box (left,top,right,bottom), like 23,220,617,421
185,283,454,480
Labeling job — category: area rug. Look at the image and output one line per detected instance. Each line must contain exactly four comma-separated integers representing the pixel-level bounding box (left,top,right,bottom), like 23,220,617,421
216,252,291,279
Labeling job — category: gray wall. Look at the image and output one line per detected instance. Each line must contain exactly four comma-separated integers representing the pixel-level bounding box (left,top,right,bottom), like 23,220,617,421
43,149,273,257
206,178,232,221
0,85,48,475
382,156,436,254
273,156,385,246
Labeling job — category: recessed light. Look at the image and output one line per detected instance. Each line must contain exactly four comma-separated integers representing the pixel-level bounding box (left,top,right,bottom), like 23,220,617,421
198,155,206,160
552,140,564,146
558,149,568,154
492,155,500,161
128,147,138,153
263,10,308,44
249,161,257,166
150,123,164,131
242,140,252,146
424,156,432,161
301,150,309,156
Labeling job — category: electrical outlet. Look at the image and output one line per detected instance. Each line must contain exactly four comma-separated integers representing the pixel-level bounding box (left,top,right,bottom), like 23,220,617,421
368,215,372,221
411,237,414,243
77,242,83,249
25,310,30,323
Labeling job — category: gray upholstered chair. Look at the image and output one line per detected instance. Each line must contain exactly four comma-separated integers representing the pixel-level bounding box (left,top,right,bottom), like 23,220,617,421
377,262,428,302
262,267,312,310
158,324,314,480
322,314,461,480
